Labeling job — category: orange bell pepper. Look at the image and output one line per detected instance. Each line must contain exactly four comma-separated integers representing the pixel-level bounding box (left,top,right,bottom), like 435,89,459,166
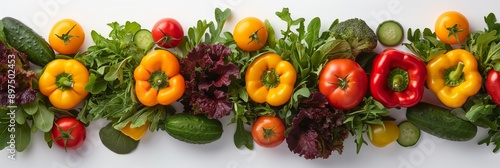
134,50,185,106
245,53,296,106
39,59,89,110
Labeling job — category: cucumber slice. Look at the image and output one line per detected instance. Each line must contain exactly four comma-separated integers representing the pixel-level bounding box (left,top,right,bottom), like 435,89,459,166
397,121,421,147
134,29,154,51
377,20,404,46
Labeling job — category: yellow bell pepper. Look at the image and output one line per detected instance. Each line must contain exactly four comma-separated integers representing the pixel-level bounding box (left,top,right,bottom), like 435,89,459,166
426,49,482,108
39,59,89,110
245,53,296,106
134,50,185,106
120,121,150,141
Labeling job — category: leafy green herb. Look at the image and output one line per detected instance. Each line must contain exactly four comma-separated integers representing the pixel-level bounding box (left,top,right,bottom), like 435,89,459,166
233,119,253,150
15,123,31,152
99,123,138,154
178,8,231,55
0,107,10,150
33,104,54,132
403,28,452,63
344,97,390,153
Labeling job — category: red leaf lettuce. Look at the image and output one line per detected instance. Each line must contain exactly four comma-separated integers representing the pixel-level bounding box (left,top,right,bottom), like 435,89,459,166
286,92,348,159
180,43,239,119
0,42,37,106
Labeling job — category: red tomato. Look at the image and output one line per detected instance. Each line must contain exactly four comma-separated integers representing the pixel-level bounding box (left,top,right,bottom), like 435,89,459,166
151,18,184,48
486,69,500,105
318,59,368,110
251,116,285,148
51,117,86,150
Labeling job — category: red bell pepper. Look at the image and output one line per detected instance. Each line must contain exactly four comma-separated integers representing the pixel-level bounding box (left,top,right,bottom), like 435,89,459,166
370,49,427,108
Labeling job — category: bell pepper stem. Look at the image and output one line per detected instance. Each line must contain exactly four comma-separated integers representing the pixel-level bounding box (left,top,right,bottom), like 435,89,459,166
449,62,465,81
388,68,409,92
149,71,169,90
262,69,280,88
392,75,403,89
265,70,276,83
56,73,74,90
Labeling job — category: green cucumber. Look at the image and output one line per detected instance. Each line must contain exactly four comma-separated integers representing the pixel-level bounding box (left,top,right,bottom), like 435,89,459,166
133,29,154,51
376,20,404,46
2,17,55,67
397,121,420,147
406,102,477,141
165,113,223,144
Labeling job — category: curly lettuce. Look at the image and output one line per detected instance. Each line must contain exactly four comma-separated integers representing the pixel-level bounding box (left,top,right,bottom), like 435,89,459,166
180,43,239,119
0,42,36,106
286,92,348,159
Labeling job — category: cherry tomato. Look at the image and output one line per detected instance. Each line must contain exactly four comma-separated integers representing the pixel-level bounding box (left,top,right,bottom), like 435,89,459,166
251,116,285,148
435,11,469,44
368,121,399,147
233,17,268,51
318,59,368,110
486,69,500,106
48,19,85,55
151,18,184,48
51,117,86,150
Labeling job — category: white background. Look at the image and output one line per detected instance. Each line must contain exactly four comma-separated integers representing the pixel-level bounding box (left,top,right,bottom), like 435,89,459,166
1,0,500,167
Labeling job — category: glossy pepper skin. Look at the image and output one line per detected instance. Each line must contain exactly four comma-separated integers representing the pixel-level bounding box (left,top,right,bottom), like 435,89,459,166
427,49,481,108
134,50,185,106
486,69,500,106
370,49,427,108
39,59,89,110
245,53,296,106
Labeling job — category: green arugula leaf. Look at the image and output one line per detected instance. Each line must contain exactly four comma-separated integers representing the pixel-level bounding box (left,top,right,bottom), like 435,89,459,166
100,123,139,154
344,97,389,153
44,131,53,148
0,108,10,150
15,123,31,152
15,107,26,125
22,98,38,115
34,104,54,132
210,8,231,43
265,19,277,48
404,28,450,63
85,73,108,94
233,119,253,150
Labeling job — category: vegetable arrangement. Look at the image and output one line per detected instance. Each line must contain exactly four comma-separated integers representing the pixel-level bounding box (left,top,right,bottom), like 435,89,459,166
3,7,500,160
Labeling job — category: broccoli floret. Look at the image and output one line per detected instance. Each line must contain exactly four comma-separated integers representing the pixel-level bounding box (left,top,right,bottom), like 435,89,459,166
330,18,377,58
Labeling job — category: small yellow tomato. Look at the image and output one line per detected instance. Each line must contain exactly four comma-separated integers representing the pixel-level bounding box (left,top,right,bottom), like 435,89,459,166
369,121,400,147
49,19,85,54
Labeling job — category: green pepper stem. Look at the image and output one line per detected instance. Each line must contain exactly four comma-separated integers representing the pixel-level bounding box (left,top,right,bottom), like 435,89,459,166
265,70,276,83
392,75,404,89
449,62,465,81
262,69,280,89
388,68,409,92
149,71,169,90
56,73,74,90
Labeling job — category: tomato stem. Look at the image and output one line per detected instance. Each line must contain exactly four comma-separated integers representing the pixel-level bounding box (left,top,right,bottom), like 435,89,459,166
262,126,277,143
156,28,181,48
446,24,463,44
248,26,265,47
55,24,79,45
335,74,351,90
53,123,77,152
